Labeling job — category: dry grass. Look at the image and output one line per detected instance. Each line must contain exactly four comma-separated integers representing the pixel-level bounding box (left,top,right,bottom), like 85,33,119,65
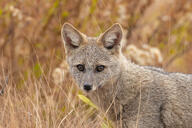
0,64,109,128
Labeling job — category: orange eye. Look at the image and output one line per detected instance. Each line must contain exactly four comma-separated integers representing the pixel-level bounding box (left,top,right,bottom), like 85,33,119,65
96,65,105,72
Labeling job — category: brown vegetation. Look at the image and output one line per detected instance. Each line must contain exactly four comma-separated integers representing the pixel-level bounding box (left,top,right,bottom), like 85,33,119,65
0,0,192,127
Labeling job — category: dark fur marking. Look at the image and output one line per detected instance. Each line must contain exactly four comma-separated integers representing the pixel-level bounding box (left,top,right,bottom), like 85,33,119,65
159,103,166,128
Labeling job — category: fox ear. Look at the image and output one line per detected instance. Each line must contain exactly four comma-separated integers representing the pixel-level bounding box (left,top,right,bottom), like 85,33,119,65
61,23,83,52
99,23,123,51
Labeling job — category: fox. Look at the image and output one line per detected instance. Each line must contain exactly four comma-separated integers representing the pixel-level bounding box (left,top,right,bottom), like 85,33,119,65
61,23,192,128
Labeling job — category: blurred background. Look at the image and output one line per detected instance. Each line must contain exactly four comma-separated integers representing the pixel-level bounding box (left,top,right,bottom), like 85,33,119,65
0,0,192,127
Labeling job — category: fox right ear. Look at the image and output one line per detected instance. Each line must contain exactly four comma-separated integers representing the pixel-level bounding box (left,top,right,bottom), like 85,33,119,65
61,23,83,53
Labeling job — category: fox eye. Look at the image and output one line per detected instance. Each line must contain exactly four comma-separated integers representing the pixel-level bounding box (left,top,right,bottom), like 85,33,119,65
96,65,105,72
77,64,85,72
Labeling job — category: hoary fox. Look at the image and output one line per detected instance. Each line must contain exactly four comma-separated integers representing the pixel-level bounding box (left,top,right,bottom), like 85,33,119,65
61,23,192,128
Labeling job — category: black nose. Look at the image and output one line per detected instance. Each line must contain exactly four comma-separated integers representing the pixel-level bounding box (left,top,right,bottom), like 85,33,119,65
83,84,92,91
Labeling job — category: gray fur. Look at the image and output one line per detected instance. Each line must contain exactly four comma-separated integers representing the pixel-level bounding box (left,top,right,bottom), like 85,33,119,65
61,23,192,128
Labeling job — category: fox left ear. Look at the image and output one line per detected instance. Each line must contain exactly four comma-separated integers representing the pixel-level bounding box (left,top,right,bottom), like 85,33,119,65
98,23,123,52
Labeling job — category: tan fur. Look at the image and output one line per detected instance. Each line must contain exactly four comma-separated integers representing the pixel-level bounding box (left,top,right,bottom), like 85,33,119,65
61,23,192,128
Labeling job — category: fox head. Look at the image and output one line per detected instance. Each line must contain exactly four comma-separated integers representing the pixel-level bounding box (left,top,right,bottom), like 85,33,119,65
61,23,123,92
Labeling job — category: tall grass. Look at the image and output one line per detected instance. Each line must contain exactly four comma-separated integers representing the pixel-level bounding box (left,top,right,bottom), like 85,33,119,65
0,62,110,128
0,0,192,127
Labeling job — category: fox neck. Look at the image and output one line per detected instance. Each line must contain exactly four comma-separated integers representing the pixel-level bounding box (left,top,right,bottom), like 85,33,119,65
87,54,140,120
87,74,121,121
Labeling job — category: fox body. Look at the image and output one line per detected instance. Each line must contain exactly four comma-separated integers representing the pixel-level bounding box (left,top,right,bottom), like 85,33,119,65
61,23,192,128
